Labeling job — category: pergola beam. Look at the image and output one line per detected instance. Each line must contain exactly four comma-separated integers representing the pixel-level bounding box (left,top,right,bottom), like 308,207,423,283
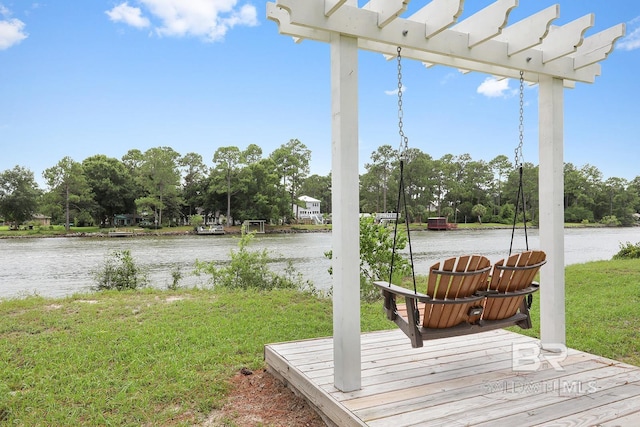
493,5,558,56
408,0,463,38
571,24,626,69
362,0,409,28
451,0,516,48
269,0,623,84
539,14,594,63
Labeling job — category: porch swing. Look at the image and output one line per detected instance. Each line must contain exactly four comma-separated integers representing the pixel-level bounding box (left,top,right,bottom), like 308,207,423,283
373,47,546,348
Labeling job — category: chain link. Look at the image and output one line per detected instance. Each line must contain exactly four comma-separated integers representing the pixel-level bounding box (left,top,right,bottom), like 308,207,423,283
397,46,409,160
514,70,525,167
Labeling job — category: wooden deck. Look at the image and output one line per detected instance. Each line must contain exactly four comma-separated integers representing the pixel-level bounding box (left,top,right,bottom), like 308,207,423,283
265,329,640,426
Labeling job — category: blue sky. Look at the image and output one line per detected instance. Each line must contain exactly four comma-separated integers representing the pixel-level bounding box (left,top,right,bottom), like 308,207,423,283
1,1,639,188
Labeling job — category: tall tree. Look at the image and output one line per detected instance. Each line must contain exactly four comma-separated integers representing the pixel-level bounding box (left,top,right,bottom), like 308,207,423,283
365,145,397,212
43,157,92,231
601,177,634,225
179,152,209,221
503,162,539,223
270,139,311,222
213,146,242,225
82,155,135,226
402,148,436,222
242,144,263,165
489,155,513,215
137,147,181,227
0,166,41,228
234,157,284,222
432,155,455,217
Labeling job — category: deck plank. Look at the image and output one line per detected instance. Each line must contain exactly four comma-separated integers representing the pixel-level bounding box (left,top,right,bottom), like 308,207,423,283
264,329,640,427
549,395,640,426
381,370,640,427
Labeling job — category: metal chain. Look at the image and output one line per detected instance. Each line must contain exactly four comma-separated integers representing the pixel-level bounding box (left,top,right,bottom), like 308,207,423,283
514,70,525,167
397,46,409,160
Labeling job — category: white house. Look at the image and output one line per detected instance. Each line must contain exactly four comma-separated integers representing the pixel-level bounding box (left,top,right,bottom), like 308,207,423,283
294,195,323,223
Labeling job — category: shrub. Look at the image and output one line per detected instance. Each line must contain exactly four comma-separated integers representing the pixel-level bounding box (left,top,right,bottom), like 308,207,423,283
325,216,411,302
168,266,182,290
194,231,315,293
600,215,621,227
613,241,640,260
92,249,148,291
500,203,515,224
190,214,204,227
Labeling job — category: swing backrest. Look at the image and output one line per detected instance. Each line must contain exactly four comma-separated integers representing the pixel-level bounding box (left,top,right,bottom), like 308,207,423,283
423,255,491,329
482,250,546,321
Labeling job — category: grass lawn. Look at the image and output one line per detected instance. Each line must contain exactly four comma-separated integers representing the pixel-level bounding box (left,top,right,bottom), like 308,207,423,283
1,259,639,425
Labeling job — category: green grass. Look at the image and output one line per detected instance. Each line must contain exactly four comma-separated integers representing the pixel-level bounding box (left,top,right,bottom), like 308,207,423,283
514,259,640,366
0,288,390,425
1,259,639,425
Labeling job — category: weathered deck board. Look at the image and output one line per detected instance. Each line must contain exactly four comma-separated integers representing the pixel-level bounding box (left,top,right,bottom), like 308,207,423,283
265,329,640,427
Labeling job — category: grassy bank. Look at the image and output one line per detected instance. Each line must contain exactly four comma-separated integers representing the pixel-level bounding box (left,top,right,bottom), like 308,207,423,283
1,260,639,425
0,221,612,239
0,288,390,425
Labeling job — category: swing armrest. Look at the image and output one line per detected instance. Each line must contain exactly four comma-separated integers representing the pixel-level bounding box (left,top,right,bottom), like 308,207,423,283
373,281,432,303
477,282,540,298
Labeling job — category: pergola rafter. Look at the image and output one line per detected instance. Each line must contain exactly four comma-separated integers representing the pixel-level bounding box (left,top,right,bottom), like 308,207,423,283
266,0,625,394
267,0,624,85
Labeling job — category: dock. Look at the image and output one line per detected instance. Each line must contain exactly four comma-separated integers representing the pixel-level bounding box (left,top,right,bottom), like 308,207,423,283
265,329,640,426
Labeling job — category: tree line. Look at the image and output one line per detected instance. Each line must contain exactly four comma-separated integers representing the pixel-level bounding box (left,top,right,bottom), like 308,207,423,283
1,140,639,229
361,145,640,227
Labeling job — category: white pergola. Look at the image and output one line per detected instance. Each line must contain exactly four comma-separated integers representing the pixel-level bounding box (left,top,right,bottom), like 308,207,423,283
267,0,625,392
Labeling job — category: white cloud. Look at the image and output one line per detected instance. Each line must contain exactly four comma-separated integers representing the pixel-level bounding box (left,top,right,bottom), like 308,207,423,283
0,5,28,50
107,0,258,42
384,84,406,96
106,2,150,29
618,17,640,51
477,77,511,98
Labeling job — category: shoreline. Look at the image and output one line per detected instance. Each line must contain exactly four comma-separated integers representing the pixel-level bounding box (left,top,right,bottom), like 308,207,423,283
0,223,619,240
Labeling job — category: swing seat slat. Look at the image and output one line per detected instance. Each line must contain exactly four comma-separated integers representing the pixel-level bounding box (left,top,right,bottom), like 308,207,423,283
373,251,546,348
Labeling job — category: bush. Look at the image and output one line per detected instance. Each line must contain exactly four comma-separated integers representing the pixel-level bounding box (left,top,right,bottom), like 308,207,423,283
325,216,411,302
190,214,204,227
92,249,148,291
194,231,316,293
600,215,621,227
500,203,515,224
613,241,640,260
168,266,182,290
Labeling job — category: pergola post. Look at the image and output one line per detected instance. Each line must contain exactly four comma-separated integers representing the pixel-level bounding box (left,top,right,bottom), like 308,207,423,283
538,75,566,348
330,32,361,392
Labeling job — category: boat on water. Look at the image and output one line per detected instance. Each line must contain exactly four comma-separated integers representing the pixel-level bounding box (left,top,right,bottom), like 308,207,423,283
195,225,225,235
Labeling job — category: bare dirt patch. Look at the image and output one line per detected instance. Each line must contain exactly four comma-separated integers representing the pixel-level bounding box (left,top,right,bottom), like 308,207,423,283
204,368,327,427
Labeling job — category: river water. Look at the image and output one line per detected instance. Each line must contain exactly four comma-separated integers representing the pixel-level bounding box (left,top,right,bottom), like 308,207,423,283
1,227,638,299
